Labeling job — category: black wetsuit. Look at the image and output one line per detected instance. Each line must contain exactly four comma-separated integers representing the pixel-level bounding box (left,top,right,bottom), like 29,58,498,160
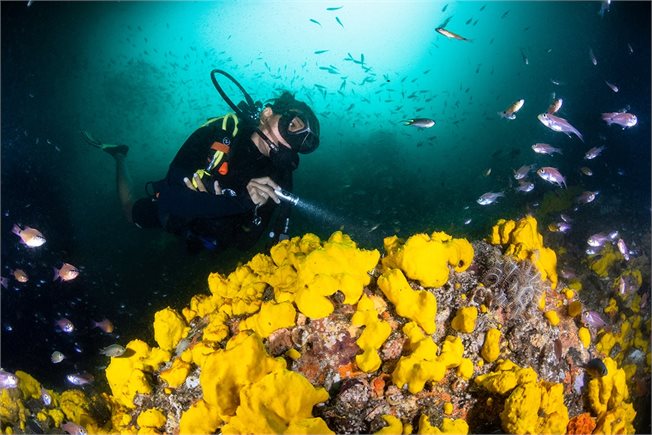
132,116,293,251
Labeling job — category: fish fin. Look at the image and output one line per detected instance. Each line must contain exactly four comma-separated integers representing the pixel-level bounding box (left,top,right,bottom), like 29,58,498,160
52,267,60,281
11,225,20,235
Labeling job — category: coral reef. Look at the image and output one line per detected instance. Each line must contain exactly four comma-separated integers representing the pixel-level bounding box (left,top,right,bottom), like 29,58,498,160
1,218,649,434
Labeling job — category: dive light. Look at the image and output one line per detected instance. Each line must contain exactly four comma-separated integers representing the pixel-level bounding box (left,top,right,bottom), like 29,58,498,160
274,188,300,206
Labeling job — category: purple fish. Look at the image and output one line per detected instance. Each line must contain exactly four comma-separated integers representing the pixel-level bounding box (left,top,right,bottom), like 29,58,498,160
537,167,566,188
532,143,562,155
573,373,585,394
0,369,19,389
55,318,75,333
538,113,584,142
587,231,619,247
62,422,88,435
618,274,639,296
550,221,571,233
601,111,637,128
582,310,607,329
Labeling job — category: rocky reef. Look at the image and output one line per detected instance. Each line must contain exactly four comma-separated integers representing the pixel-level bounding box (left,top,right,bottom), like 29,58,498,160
1,216,649,434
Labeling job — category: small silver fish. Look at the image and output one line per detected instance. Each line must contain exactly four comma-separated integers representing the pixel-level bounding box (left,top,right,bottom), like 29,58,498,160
51,351,65,364
531,143,562,155
584,146,606,160
401,118,435,128
515,180,534,193
589,48,598,65
580,166,593,176
617,239,630,261
513,164,534,180
99,344,126,358
66,373,94,386
537,113,584,141
537,167,566,188
41,387,52,406
476,191,505,205
576,191,599,204
604,80,619,93
368,223,380,233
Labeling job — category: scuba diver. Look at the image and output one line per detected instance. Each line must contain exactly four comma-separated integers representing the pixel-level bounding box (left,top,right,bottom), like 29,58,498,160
82,70,320,253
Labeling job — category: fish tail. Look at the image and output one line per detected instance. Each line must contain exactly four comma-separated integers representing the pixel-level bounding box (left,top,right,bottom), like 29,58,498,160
52,267,60,281
11,224,20,235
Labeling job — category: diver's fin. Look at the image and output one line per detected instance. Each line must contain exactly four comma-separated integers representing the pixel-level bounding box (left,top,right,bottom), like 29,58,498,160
80,130,128,156
102,144,129,157
80,130,102,148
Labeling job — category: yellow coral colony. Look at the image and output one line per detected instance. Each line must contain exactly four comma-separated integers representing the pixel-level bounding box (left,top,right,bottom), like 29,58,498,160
391,322,464,394
105,339,170,409
377,268,437,334
351,294,392,372
480,328,501,363
153,307,190,352
588,357,637,433
489,215,558,289
475,360,568,434
266,231,380,319
382,231,473,288
451,306,478,333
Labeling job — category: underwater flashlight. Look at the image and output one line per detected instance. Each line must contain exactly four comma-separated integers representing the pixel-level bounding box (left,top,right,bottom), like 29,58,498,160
274,188,300,206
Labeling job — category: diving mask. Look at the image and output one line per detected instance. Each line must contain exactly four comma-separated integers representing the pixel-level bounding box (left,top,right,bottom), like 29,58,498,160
278,110,319,154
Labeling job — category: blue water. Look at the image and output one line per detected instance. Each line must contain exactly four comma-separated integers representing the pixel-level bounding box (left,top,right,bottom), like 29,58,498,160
1,0,650,398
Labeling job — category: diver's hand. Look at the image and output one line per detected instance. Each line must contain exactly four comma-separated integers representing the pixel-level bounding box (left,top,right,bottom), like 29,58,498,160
247,176,280,206
183,172,222,195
